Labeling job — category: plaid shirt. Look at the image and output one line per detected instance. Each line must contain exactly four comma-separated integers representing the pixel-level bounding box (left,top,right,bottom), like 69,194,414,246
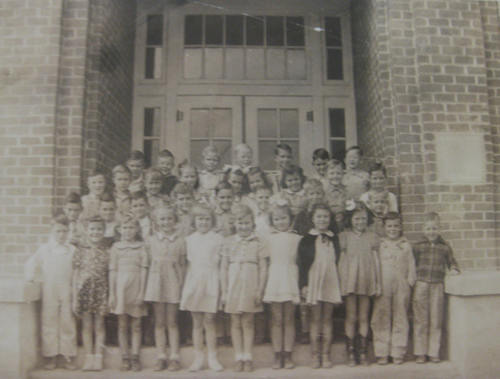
413,236,460,283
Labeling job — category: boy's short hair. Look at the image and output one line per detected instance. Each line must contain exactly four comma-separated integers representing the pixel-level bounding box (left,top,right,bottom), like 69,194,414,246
383,211,401,224
326,158,345,171
130,190,148,203
84,214,105,228
274,143,292,155
369,161,387,176
312,148,330,161
52,213,70,227
234,143,252,155
232,203,254,222
247,166,271,188
64,192,82,205
128,150,145,162
171,182,193,197
191,202,216,226
100,192,115,204
425,212,440,223
303,178,324,194
345,145,363,157
145,167,163,182
151,205,178,223
112,164,131,178
202,145,219,158
369,190,388,202
215,181,233,195
158,149,174,159
280,165,305,189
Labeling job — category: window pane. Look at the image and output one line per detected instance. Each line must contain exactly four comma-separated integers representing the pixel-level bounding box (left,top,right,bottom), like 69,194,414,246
212,109,232,138
329,108,345,138
327,49,343,80
213,140,232,166
144,139,159,167
330,140,345,161
190,109,210,138
145,47,161,79
325,17,342,47
286,17,304,46
281,140,299,165
226,15,244,45
258,109,277,138
205,15,223,45
266,16,284,46
258,141,277,170
246,16,264,46
185,15,203,45
190,140,209,167
144,107,160,137
279,109,299,139
146,15,163,46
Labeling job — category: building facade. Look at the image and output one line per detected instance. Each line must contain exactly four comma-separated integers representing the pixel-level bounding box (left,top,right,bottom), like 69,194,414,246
1,0,500,378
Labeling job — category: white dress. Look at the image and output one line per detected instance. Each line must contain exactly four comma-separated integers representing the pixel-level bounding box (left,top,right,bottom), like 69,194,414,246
263,231,302,304
180,231,224,313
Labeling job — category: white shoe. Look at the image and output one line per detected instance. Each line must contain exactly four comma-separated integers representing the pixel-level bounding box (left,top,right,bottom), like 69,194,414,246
93,354,103,371
208,352,223,372
81,354,94,371
189,351,204,372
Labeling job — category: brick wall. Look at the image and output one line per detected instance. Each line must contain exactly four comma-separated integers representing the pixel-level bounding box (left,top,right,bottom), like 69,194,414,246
0,0,65,275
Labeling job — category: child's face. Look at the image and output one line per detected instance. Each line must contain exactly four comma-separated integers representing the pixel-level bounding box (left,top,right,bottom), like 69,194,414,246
88,175,106,196
64,202,82,222
203,153,219,172
87,221,105,244
156,210,177,234
352,210,368,233
248,173,265,192
371,195,387,216
127,159,144,178
216,189,233,212
385,219,401,240
255,189,271,211
146,178,162,196
370,170,386,191
175,193,193,213
131,198,148,219
235,214,254,238
312,158,328,177
99,201,116,222
423,220,440,243
345,150,361,170
52,223,69,244
194,212,212,234
157,156,174,176
272,209,291,232
236,147,253,168
285,173,302,193
275,148,292,169
180,167,197,189
328,198,344,215
120,221,138,242
312,208,331,232
228,174,244,194
306,187,324,206
327,165,344,186
113,172,131,192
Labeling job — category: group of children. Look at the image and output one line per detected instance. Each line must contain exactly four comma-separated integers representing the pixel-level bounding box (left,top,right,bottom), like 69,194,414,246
25,143,460,372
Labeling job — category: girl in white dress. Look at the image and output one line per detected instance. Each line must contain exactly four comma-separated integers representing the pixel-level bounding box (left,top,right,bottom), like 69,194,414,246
263,202,302,369
180,203,225,372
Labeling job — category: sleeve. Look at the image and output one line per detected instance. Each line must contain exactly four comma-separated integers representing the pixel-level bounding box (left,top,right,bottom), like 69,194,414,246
359,192,369,207
25,245,44,281
388,192,399,212
445,243,460,272
109,246,117,272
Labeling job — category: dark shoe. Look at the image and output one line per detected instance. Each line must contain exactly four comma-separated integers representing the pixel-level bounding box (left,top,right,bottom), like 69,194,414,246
44,357,57,370
415,355,426,364
393,357,404,365
130,355,141,372
322,353,332,368
430,356,440,363
273,352,282,369
377,356,389,365
234,360,244,372
168,359,181,371
346,338,356,367
64,358,77,371
283,351,295,369
359,336,369,366
311,352,321,369
243,360,254,372
300,332,310,344
120,357,130,371
153,358,167,371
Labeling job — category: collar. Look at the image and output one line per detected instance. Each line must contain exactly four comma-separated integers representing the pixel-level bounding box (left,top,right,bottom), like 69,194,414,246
420,235,446,245
284,188,303,196
236,233,258,242
157,231,178,242
309,229,334,237
115,241,143,249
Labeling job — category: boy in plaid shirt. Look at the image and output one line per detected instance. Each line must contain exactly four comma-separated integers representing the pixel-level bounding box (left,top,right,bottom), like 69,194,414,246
412,212,460,363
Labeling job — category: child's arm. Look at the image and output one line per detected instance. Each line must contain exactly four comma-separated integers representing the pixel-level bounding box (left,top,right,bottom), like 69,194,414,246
176,239,187,288
108,247,117,309
25,245,44,282
372,235,382,296
137,247,149,304
256,241,269,306
406,242,417,286
219,243,229,306
71,248,81,314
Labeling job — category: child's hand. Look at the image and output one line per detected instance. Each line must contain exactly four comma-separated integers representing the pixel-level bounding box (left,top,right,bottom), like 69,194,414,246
254,295,262,307
301,286,308,300
448,269,460,276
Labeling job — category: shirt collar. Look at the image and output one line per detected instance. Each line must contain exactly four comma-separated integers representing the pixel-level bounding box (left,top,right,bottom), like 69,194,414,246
157,231,178,242
309,229,334,237
237,233,258,242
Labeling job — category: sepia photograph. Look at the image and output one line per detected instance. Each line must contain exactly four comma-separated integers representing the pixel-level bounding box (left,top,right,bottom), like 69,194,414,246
1,0,499,378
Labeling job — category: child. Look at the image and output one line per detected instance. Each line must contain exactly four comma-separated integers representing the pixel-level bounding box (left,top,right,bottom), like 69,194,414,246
178,161,201,201
214,181,235,237
327,194,347,233
99,193,118,245
130,191,152,239
342,146,369,201
25,214,77,370
171,182,195,237
360,162,398,213
268,143,294,194
272,165,307,217
112,164,132,218
145,168,170,208
253,185,273,239
339,201,380,366
63,192,84,246
325,159,347,210
371,212,416,365
225,143,253,175
226,169,245,203
368,191,389,237
294,178,330,236
199,145,224,203
127,150,146,193
81,170,107,219
220,204,269,372
263,203,301,369
310,148,330,189
298,203,342,369
108,214,149,371
156,149,178,196
244,167,271,211
144,206,186,371
72,215,110,371
413,212,460,364
180,203,225,372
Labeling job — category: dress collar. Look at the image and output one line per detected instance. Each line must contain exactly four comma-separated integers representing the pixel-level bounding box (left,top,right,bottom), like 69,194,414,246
309,229,334,237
